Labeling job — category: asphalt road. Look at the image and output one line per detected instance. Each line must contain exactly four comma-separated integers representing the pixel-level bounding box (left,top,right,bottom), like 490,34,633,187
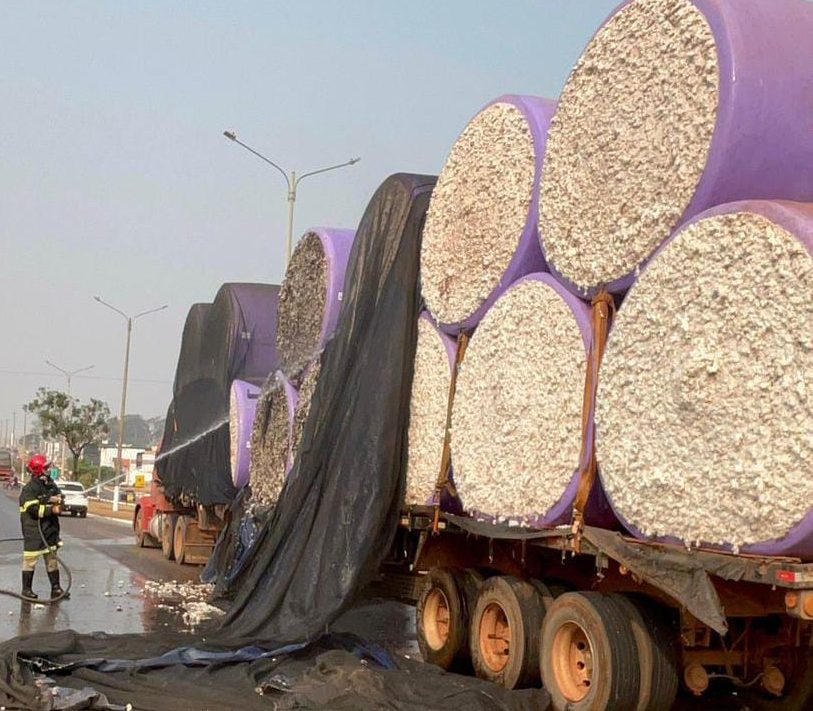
0,488,200,639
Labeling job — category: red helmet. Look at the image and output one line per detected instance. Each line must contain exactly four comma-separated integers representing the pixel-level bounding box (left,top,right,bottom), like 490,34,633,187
27,454,49,476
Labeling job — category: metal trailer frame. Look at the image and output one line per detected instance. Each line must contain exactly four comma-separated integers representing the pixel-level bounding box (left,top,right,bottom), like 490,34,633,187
383,506,813,702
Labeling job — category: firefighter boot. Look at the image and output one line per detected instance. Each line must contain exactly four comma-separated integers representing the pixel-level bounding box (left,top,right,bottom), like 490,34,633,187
21,571,37,601
47,569,69,600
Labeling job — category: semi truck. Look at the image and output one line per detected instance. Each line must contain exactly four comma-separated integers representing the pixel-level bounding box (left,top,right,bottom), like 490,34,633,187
383,299,813,711
133,476,227,566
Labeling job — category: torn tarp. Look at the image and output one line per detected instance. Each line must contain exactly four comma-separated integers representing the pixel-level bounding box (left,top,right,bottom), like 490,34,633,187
0,630,550,711
214,173,437,646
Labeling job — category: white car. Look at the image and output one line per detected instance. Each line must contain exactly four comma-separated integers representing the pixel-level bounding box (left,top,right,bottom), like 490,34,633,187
59,481,89,518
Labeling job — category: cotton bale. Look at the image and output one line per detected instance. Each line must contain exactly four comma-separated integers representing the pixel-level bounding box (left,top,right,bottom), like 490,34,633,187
451,274,613,526
291,359,321,465
539,0,813,296
276,228,356,378
248,371,298,506
420,95,556,332
596,201,813,556
404,314,456,506
229,379,261,490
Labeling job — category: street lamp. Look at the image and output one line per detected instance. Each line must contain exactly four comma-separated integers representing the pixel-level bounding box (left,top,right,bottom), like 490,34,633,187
94,297,167,491
44,360,94,474
223,130,360,267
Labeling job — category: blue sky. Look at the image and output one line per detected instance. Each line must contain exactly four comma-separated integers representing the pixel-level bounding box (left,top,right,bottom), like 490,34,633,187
0,1,618,428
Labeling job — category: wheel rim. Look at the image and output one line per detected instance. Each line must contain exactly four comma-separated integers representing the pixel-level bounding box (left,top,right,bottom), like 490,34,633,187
479,602,511,672
423,588,451,650
174,525,183,560
551,621,593,702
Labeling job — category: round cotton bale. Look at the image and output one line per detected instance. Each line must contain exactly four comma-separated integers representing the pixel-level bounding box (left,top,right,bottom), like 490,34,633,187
420,95,556,332
248,371,298,506
200,283,281,392
451,274,610,527
404,315,456,506
596,201,813,557
229,379,261,490
539,0,813,297
291,359,321,465
276,227,356,378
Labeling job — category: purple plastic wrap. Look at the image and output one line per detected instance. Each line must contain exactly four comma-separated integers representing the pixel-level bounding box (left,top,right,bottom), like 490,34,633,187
541,0,813,297
308,227,356,347
429,95,555,335
601,200,813,558
456,273,617,529
230,379,261,489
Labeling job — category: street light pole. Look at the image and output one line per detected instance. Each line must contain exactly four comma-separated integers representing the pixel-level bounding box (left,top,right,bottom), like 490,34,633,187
45,360,94,475
222,130,360,267
94,297,167,492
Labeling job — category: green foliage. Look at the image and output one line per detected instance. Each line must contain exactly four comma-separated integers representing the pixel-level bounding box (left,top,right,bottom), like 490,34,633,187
75,459,115,490
106,414,153,448
27,388,111,475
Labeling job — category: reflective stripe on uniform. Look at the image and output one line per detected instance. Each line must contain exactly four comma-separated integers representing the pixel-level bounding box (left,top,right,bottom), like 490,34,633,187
22,542,62,559
19,499,40,513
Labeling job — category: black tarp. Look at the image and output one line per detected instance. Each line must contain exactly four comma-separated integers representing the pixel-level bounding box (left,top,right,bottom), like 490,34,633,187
157,284,280,507
172,303,212,397
0,173,552,710
0,630,549,710
216,172,437,644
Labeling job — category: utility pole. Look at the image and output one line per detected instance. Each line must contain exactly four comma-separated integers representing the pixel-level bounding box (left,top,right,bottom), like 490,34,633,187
94,297,167,490
45,361,93,476
20,406,27,478
223,130,360,267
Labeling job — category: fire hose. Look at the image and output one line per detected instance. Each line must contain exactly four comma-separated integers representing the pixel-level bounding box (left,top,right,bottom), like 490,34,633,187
0,516,73,604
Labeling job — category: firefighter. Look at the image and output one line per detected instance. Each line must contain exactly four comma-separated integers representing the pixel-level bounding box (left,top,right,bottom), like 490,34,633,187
19,454,68,601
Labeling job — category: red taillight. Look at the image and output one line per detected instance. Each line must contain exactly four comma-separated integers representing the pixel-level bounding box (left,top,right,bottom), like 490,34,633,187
777,570,797,584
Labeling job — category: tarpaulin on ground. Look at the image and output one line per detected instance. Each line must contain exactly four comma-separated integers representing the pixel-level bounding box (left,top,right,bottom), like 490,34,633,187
157,283,280,507
215,172,437,645
0,630,550,710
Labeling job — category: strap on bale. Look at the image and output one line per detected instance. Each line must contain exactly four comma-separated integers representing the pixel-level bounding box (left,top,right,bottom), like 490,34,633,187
571,291,615,551
432,332,469,534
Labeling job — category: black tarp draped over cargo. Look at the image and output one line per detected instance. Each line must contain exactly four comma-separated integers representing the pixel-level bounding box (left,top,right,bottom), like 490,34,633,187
0,172,556,711
217,172,437,644
171,302,212,396
156,284,280,506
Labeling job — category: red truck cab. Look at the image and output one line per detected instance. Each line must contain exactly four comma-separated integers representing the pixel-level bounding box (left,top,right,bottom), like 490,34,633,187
0,450,16,484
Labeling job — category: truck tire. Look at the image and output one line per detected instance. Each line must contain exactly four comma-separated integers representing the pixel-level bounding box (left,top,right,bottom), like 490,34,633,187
134,508,147,548
611,594,679,711
416,568,482,671
162,513,178,561
540,591,640,711
470,576,544,689
174,515,189,565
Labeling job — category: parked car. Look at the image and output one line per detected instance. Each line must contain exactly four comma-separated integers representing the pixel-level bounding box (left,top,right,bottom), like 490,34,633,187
59,481,88,518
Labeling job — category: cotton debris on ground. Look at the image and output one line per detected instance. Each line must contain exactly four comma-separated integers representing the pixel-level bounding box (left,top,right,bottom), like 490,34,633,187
276,232,329,378
597,211,813,551
420,102,536,325
249,374,293,506
404,318,453,506
451,279,586,522
539,0,719,292
143,581,224,629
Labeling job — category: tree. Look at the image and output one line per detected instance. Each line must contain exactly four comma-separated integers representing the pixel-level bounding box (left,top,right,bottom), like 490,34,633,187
27,388,110,478
106,414,152,448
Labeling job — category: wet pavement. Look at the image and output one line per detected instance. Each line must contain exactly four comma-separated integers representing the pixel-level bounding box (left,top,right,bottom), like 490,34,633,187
0,489,205,640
